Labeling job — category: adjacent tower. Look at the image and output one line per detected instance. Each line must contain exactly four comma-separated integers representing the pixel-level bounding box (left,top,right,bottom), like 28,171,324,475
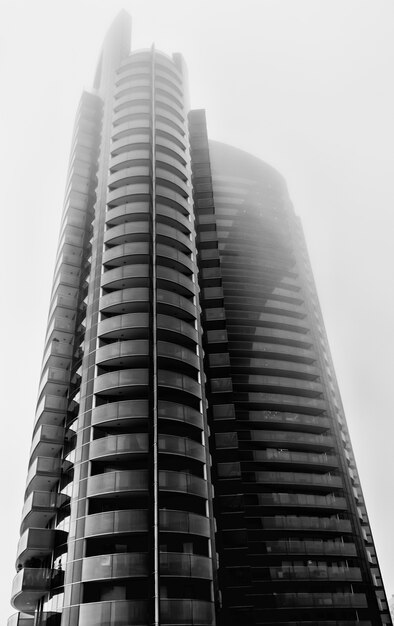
9,12,391,626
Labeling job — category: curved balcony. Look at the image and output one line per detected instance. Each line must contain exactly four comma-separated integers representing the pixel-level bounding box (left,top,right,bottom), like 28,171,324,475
105,203,150,227
155,53,183,77
101,264,150,290
159,434,205,462
227,338,314,365
155,88,183,113
262,539,357,557
155,109,186,136
50,267,81,292
234,375,323,398
226,310,309,334
160,553,212,579
110,149,150,172
243,471,342,491
237,392,327,415
156,203,192,231
157,243,194,275
108,166,151,190
158,370,201,402
159,471,207,498
114,78,150,97
230,356,319,380
97,313,149,341
158,401,204,430
154,70,184,93
157,314,198,346
156,186,190,215
104,221,150,246
113,92,150,112
91,399,149,428
78,600,148,625
16,528,67,569
25,458,62,497
11,568,64,613
156,151,188,180
156,122,186,150
245,623,371,626
110,133,150,157
154,76,183,100
252,493,347,511
267,592,367,609
35,395,67,430
256,516,352,533
89,433,148,461
102,242,150,266
85,509,149,537
38,367,69,400
155,60,183,84
157,289,197,320
160,600,215,626
81,553,148,582
155,91,185,121
20,491,68,534
157,222,193,253
8,612,62,626
86,470,149,498
155,133,186,163
160,510,211,537
117,56,149,69
29,425,64,464
96,339,149,368
94,369,149,397
114,79,150,98
111,120,150,143
242,411,331,433
112,106,150,125
107,183,150,208
227,324,310,346
7,614,35,626
158,341,199,371
157,266,195,298
240,430,334,451
264,565,361,582
99,287,149,315
42,340,73,372
250,449,338,470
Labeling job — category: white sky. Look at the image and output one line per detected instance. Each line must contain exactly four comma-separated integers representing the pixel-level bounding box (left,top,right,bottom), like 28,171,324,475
1,0,394,621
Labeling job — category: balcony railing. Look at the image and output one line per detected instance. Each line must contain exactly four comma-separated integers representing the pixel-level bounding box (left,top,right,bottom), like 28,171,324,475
263,565,361,582
16,528,67,568
255,515,352,533
79,600,148,625
11,568,64,612
21,491,67,533
81,553,148,581
84,509,149,537
160,553,212,579
262,539,357,557
159,471,207,498
86,470,149,498
159,435,205,462
159,510,211,537
89,433,148,460
25,458,62,497
160,600,215,625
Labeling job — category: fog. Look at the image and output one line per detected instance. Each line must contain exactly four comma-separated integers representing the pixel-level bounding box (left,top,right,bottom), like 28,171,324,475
1,1,394,620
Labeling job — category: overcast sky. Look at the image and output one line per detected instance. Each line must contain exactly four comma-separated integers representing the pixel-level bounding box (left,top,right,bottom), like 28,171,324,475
1,0,394,621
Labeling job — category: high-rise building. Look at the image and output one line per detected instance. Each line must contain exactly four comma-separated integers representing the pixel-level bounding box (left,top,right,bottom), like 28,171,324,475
9,12,391,626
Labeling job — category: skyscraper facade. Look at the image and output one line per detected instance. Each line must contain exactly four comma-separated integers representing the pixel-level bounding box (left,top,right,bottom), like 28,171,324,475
10,12,391,626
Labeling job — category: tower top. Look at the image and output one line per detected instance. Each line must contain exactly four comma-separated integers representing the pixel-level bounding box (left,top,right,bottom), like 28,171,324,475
93,10,131,93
